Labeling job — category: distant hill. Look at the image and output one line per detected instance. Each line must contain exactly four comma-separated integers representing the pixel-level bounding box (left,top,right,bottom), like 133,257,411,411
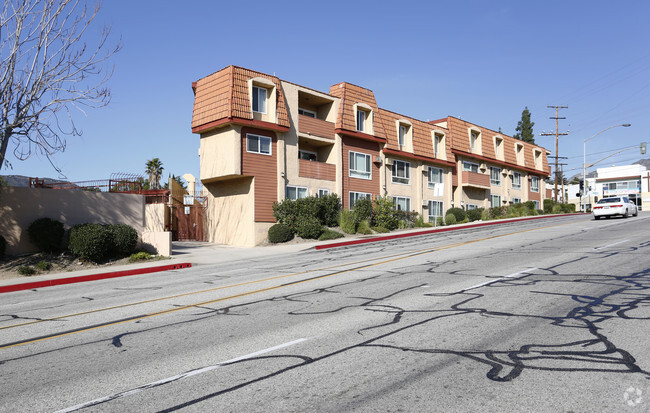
633,158,650,169
1,175,71,188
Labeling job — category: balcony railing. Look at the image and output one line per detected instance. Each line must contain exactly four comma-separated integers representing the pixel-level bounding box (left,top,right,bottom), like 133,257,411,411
462,171,491,188
298,114,335,140
298,158,336,181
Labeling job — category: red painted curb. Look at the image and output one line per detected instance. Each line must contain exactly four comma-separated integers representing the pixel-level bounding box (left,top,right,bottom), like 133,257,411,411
0,263,192,294
315,213,585,250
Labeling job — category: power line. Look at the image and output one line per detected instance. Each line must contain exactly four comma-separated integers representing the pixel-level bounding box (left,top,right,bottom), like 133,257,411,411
540,105,569,202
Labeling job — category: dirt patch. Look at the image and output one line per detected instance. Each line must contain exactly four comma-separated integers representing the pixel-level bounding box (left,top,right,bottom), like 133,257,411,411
0,252,132,282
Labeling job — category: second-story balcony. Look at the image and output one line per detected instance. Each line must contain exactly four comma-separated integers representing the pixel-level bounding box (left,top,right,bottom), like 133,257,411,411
298,114,335,140
298,158,336,181
462,171,491,189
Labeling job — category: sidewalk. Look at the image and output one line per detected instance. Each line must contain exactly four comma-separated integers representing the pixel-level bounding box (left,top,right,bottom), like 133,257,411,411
0,213,585,293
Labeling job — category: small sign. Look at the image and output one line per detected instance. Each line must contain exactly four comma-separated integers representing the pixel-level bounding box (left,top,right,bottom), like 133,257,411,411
184,206,190,215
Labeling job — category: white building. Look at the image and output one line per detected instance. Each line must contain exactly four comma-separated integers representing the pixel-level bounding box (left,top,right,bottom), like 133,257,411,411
567,164,649,211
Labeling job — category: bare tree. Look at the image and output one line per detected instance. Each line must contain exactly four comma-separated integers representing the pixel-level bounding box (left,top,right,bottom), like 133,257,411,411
0,0,120,171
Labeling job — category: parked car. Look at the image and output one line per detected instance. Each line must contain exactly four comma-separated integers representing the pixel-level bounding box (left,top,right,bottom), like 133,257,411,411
592,196,638,220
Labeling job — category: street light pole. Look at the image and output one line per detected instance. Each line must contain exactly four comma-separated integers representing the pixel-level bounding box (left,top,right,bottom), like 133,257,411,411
582,123,631,212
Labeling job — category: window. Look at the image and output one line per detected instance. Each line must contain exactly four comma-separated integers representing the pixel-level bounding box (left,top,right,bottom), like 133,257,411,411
350,191,371,208
252,86,267,114
494,137,503,158
391,160,411,184
318,189,329,197
356,109,366,132
512,197,521,204
463,161,479,173
516,144,524,163
534,150,542,168
428,167,443,187
512,172,522,189
428,200,443,222
466,204,478,210
490,194,501,208
298,108,316,118
530,176,539,192
299,150,317,161
470,131,479,150
349,151,371,179
434,133,443,157
490,167,501,186
246,134,271,155
286,186,307,200
393,196,411,211
398,125,407,147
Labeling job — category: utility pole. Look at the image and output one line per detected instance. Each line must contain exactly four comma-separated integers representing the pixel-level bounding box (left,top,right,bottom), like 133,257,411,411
541,105,569,202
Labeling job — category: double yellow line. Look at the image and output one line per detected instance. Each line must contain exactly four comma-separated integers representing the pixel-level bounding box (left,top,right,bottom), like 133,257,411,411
0,223,560,350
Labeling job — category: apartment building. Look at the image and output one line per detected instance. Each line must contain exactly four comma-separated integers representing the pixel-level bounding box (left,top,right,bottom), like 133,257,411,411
191,65,551,246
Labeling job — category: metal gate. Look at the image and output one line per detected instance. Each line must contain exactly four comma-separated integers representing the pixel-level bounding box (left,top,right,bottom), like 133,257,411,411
172,205,206,241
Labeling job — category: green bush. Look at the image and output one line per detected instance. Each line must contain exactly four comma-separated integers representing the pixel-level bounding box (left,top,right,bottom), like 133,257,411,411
523,201,536,211
445,207,466,223
107,224,138,257
35,261,52,271
294,216,324,239
340,209,357,234
129,251,152,262
353,198,373,223
371,226,390,233
0,234,6,258
437,217,445,226
543,199,554,214
357,220,372,235
487,206,508,219
414,215,426,228
68,223,112,263
561,203,576,213
272,199,298,227
27,217,64,252
466,208,483,222
373,196,398,230
18,265,36,276
445,214,457,225
318,194,342,227
268,223,294,243
552,204,563,214
318,229,345,241
394,210,419,228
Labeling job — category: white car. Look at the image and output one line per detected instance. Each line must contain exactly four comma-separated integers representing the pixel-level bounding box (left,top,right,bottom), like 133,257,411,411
592,196,638,220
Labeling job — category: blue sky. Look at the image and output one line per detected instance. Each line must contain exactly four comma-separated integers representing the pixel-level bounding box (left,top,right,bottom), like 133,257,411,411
5,0,650,183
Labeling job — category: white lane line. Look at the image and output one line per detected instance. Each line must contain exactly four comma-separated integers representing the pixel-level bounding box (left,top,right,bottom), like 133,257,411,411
462,268,537,292
55,337,310,413
594,239,630,250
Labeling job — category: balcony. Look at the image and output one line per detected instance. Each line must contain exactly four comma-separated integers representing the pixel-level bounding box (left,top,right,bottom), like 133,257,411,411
462,171,490,189
298,158,336,181
298,114,335,140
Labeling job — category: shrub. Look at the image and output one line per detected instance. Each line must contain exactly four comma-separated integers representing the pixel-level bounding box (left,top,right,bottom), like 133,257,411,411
0,234,6,258
467,208,483,222
523,201,536,211
437,217,445,226
561,203,576,213
272,199,298,227
318,229,345,241
340,209,357,234
353,198,373,223
318,194,342,227
35,261,52,271
357,220,372,235
129,251,152,262
68,223,112,263
395,210,419,228
487,206,508,219
268,223,294,243
414,215,426,228
373,196,398,230
294,216,324,239
371,226,390,233
445,207,466,223
552,204,563,214
18,265,36,276
543,199,554,214
445,214,457,225
107,224,138,257
27,218,64,252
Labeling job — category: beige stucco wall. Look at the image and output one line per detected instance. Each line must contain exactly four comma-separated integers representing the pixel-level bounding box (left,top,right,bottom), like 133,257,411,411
204,177,255,247
145,203,167,232
199,126,242,182
0,186,145,256
142,231,172,256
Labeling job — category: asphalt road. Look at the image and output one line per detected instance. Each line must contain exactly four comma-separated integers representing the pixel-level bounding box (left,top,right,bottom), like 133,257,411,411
1,214,649,412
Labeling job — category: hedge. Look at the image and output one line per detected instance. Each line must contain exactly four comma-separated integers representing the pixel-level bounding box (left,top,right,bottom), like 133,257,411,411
68,224,112,263
27,217,65,252
268,223,294,243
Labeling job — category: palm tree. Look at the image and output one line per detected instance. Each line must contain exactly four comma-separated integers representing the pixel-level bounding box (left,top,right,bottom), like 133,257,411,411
145,158,164,189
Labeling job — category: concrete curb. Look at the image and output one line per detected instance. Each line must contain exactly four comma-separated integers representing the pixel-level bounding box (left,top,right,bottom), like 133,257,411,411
0,263,192,294
315,213,586,250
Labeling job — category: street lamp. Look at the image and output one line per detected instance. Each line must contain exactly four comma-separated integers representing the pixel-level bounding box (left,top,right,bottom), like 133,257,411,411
582,123,631,212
